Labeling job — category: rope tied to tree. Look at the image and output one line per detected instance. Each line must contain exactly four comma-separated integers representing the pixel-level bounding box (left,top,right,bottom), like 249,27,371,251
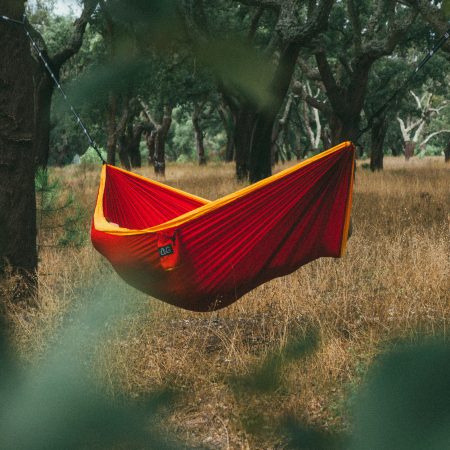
0,13,106,164
358,22,450,141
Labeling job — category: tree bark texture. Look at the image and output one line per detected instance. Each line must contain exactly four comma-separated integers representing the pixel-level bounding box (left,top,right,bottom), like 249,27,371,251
153,106,172,176
34,72,54,167
127,123,144,168
445,140,450,163
106,93,118,165
0,0,38,297
370,116,387,171
404,141,415,161
192,105,206,165
248,42,301,182
315,50,370,146
116,95,131,170
233,107,256,181
218,103,235,162
146,130,156,166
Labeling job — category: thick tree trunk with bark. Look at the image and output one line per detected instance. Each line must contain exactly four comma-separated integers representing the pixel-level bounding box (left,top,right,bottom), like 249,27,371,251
145,130,156,166
445,140,450,163
116,95,131,170
106,93,117,165
370,116,387,171
117,136,131,170
127,123,144,168
248,42,301,182
0,1,38,298
329,112,361,147
110,99,145,169
34,74,54,167
404,141,415,161
272,94,294,164
218,103,235,162
250,111,275,181
192,105,206,165
233,107,256,181
153,106,172,176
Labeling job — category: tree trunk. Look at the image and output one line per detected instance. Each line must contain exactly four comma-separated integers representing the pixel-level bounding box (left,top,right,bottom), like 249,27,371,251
404,141,415,161
370,116,387,171
444,140,450,163
127,123,144,168
153,106,172,176
249,112,275,182
192,105,206,165
233,107,256,181
146,130,156,166
248,42,301,182
218,104,235,162
271,119,282,166
34,73,54,167
330,112,361,147
106,93,117,165
117,134,131,170
0,1,38,299
116,95,131,170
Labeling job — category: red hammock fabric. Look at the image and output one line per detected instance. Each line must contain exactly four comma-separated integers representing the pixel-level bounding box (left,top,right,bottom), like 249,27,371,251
91,142,355,311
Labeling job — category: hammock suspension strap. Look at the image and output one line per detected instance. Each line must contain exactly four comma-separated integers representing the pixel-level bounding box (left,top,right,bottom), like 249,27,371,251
0,13,106,164
358,23,450,140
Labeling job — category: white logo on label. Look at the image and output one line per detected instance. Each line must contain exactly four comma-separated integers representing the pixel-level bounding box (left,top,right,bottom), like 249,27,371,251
159,245,174,257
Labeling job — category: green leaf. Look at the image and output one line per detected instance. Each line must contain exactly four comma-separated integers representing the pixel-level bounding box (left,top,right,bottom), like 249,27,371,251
444,0,450,19
351,340,450,450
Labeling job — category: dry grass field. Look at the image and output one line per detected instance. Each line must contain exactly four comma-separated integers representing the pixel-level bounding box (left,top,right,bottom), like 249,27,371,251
4,156,450,449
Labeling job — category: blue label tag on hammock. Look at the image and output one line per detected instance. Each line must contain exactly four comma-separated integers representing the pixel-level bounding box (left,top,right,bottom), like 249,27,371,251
158,244,174,257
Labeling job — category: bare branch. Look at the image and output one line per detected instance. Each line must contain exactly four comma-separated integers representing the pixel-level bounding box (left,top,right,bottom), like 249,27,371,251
420,130,450,147
292,80,330,114
138,97,159,128
315,50,344,112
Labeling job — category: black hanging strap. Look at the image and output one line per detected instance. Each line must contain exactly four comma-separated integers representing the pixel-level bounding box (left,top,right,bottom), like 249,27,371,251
0,13,106,164
358,24,450,140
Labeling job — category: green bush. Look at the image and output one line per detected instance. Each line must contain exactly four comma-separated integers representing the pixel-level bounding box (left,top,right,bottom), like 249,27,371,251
79,146,107,165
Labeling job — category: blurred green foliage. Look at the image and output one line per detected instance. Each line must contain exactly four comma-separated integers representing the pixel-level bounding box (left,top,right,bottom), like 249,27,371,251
351,340,450,450
1,285,448,448
35,168,87,248
444,0,450,18
0,278,184,450
79,146,107,164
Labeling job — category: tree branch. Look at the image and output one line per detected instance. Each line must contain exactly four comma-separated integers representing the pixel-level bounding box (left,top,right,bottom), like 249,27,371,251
51,0,98,70
314,50,343,112
346,0,362,52
248,6,264,42
138,97,159,128
277,0,335,45
420,130,450,147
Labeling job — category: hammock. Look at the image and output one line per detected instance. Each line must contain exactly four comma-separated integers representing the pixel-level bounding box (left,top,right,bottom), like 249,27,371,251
91,141,355,311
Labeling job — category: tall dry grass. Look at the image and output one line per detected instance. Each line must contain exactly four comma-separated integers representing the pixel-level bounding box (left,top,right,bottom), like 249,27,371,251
5,156,450,449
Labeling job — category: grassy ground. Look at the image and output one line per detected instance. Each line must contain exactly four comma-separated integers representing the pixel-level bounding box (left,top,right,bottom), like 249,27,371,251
5,156,450,449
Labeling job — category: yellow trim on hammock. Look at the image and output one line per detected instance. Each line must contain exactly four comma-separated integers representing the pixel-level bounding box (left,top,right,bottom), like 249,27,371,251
339,146,355,257
94,141,354,236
